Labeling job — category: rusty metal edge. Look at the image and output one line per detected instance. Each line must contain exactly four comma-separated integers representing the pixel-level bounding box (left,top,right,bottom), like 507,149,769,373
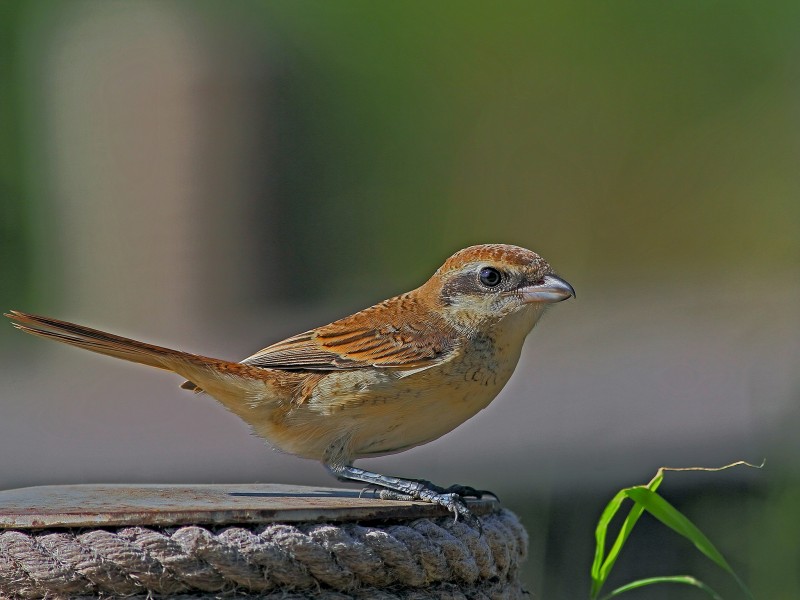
0,484,499,530
1,503,497,530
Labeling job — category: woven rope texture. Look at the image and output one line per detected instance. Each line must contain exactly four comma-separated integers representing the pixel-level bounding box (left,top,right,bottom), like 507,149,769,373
0,508,527,599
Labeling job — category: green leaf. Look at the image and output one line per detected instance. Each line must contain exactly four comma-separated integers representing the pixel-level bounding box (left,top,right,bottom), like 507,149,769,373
588,461,762,600
599,575,723,600
624,487,754,600
624,488,733,572
590,473,664,599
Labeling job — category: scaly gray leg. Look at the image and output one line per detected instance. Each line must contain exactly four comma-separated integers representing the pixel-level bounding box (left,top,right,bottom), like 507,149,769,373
395,478,499,501
362,478,498,501
326,464,481,529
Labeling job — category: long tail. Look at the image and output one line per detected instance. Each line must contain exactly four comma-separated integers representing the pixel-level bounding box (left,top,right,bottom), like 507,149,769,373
4,310,267,395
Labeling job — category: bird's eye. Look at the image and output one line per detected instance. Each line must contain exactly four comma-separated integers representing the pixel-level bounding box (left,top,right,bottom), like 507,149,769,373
479,267,502,287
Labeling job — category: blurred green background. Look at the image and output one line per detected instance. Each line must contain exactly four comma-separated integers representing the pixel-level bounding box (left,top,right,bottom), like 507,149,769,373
1,2,798,598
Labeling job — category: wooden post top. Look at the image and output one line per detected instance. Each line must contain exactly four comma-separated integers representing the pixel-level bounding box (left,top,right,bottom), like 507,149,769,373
0,483,498,530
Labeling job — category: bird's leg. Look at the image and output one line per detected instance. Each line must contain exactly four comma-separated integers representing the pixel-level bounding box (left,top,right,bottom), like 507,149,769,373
384,477,499,501
326,464,481,528
359,475,498,500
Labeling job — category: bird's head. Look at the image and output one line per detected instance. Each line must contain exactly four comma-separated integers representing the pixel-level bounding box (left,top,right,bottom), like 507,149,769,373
422,244,575,332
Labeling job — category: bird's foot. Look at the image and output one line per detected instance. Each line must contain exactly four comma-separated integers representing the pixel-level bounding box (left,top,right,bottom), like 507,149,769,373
329,464,485,531
426,481,499,501
415,489,481,530
368,486,479,530
377,477,498,501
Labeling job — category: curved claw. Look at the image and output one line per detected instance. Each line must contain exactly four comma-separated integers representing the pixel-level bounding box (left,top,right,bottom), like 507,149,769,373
439,493,483,533
442,484,500,502
359,485,381,499
416,490,482,533
406,480,498,501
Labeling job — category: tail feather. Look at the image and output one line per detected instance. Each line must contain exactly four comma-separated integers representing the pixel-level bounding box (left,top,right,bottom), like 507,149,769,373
4,311,267,394
6,310,199,370
7,311,182,370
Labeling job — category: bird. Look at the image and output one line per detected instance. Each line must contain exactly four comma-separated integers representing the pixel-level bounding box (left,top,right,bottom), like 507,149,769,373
5,243,574,525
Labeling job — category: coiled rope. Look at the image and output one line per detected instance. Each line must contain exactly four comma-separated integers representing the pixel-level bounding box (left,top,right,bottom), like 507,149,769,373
0,508,527,599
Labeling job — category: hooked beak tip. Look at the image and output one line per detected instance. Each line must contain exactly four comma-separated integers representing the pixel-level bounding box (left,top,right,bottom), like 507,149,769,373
521,274,575,304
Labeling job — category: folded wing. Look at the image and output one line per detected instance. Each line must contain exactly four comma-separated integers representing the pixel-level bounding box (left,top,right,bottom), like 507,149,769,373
242,294,458,371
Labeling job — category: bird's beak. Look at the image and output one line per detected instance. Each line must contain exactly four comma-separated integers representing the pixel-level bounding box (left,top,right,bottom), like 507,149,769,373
520,274,576,303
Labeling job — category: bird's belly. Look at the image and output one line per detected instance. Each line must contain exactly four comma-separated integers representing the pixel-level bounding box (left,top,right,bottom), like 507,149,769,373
350,390,495,457
261,362,515,462
348,352,519,458
259,313,535,463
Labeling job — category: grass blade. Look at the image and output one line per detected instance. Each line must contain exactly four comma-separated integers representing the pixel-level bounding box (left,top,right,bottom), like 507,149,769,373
624,488,732,571
624,487,754,600
590,473,664,598
591,490,626,598
589,461,762,600
599,575,723,600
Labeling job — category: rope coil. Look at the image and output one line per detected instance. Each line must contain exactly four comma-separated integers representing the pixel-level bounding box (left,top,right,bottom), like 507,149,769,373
0,508,527,599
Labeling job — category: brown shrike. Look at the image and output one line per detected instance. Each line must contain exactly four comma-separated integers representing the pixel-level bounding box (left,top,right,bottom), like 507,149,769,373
6,243,574,525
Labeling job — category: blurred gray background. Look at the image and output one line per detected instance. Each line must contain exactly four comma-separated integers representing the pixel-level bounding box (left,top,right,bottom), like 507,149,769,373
1,2,798,598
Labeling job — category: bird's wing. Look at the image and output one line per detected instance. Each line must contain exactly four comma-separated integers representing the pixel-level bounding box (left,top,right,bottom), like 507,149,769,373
241,295,458,371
